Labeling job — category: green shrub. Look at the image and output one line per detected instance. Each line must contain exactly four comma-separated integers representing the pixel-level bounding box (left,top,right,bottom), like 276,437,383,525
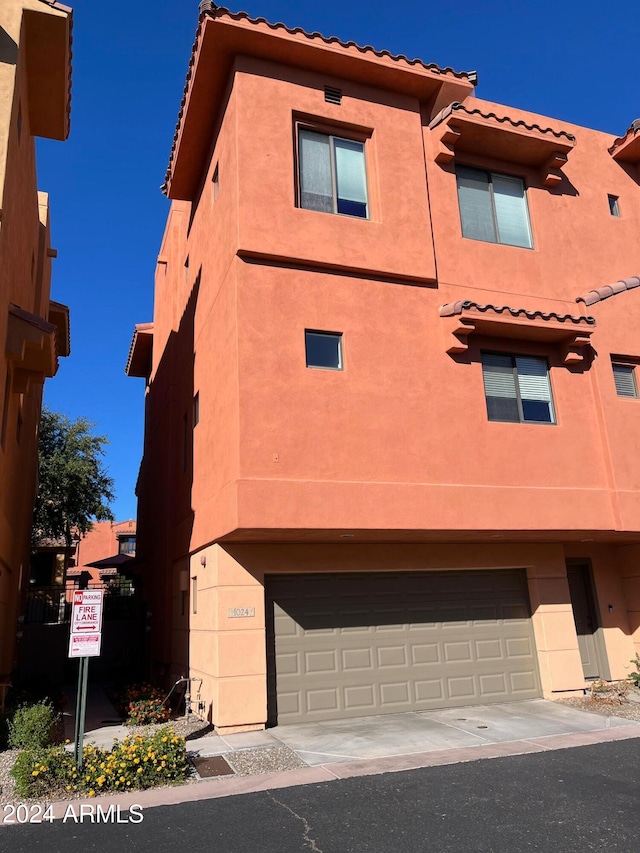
629,654,640,688
10,746,75,799
7,701,59,750
10,727,189,798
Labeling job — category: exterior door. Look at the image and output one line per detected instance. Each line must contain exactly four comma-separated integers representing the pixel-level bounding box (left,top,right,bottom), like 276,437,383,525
566,562,601,680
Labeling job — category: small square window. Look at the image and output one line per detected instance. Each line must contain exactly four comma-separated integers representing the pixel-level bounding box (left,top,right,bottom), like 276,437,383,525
193,391,200,426
481,352,555,424
298,128,368,218
612,362,638,397
608,195,621,217
456,166,533,249
305,330,343,370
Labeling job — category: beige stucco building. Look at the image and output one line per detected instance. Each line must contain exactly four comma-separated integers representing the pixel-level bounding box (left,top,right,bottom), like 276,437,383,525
0,0,72,682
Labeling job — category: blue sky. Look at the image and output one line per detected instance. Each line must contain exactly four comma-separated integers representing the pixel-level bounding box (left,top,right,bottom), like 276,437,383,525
38,0,640,520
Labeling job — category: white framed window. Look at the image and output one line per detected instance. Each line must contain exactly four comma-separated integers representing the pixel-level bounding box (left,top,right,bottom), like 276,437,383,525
298,128,368,218
481,352,555,423
456,166,533,248
612,362,638,398
305,330,343,370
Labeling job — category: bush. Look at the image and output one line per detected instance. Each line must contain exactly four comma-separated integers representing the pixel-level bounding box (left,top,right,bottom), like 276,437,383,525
10,745,75,799
112,682,170,725
629,654,640,689
7,701,59,750
10,727,189,798
126,698,170,726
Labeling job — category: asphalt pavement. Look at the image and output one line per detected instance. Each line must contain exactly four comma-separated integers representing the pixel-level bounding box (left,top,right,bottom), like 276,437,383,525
2,737,639,852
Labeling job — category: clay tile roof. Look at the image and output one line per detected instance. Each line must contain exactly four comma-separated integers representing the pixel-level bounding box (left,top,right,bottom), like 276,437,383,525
163,3,477,194
609,119,640,150
429,103,576,142
439,300,594,326
575,276,640,307
207,5,475,80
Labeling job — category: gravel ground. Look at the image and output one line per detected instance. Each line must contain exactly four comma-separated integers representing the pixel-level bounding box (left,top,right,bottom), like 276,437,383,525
557,695,640,721
225,745,307,776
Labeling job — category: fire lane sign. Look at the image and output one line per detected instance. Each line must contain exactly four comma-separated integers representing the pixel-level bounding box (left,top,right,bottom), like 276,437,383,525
69,589,104,658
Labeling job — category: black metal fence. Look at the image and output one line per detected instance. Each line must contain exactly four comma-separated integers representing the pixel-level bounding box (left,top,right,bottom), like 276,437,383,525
24,578,139,625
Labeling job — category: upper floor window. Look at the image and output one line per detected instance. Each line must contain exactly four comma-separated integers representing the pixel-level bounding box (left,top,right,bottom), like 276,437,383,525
305,330,343,370
298,128,368,218
456,166,533,249
612,362,638,398
118,535,136,556
481,352,554,424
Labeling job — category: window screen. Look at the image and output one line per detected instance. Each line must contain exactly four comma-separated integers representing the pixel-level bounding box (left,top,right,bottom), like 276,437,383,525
299,129,368,218
457,167,532,248
612,363,638,397
305,331,343,369
481,353,554,423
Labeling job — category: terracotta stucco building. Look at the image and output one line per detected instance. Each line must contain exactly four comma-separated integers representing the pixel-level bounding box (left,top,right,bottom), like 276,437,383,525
129,3,640,732
0,0,71,682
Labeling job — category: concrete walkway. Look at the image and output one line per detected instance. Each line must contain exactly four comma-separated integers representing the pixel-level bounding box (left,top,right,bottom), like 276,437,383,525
56,685,640,819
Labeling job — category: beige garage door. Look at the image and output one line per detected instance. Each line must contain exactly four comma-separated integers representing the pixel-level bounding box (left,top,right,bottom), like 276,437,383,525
266,570,540,725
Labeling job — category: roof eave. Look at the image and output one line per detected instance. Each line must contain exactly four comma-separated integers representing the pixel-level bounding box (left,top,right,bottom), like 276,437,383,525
165,9,476,200
23,2,72,140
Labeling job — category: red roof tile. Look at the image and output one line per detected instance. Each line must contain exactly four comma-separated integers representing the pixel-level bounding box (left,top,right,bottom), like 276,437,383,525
439,300,594,326
163,3,477,195
429,103,576,143
575,276,640,307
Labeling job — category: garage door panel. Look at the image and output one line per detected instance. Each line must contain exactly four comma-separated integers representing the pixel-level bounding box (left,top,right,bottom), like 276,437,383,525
344,684,376,711
412,643,440,665
476,639,503,660
342,648,374,670
267,570,541,724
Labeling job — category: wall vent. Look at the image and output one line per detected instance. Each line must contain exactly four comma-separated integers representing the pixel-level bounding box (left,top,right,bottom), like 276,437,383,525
324,86,342,105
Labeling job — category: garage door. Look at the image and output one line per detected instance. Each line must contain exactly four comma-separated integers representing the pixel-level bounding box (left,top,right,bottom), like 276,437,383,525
266,570,540,725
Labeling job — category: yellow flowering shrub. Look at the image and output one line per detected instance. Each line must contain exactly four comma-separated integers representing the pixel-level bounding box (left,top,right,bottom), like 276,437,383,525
11,727,189,798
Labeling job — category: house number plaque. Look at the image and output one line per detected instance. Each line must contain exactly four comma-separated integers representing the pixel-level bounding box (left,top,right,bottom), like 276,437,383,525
228,607,255,618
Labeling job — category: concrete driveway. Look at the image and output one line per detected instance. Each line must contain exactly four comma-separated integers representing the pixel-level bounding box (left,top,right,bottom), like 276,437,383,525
203,699,637,765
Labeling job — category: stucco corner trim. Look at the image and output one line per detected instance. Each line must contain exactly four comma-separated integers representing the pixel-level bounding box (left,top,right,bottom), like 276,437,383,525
439,301,595,365
575,276,640,307
429,103,575,187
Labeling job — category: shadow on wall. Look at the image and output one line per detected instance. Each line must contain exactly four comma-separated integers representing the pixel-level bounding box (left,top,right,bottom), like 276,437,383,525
0,28,17,66
137,274,199,695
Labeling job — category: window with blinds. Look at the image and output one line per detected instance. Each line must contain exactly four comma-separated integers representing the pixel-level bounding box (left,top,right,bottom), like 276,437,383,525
456,166,533,248
298,128,368,218
481,352,555,423
612,363,638,398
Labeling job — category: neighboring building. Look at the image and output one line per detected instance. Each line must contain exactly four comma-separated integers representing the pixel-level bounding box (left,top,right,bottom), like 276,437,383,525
0,0,72,682
128,4,640,733
66,519,137,585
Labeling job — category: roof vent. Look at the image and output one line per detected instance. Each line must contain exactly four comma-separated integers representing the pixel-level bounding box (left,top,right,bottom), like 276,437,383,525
324,86,342,105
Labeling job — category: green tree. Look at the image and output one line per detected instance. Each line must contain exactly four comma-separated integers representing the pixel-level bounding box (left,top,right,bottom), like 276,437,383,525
32,408,115,549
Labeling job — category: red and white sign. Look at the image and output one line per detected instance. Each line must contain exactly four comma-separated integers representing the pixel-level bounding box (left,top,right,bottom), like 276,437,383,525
68,589,104,658
69,632,102,658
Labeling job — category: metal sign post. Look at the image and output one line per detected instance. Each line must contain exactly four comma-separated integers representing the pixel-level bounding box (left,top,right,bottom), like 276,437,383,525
68,589,104,769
